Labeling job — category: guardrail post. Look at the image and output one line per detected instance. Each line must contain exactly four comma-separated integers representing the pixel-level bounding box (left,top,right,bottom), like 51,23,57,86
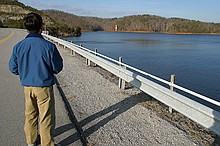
118,56,126,90
63,44,66,49
71,49,76,56
94,48,98,67
170,74,175,91
169,74,175,113
86,58,91,66
81,44,90,66
68,41,76,56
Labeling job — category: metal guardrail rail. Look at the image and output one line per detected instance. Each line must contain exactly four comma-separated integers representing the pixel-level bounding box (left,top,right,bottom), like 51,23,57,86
43,33,220,136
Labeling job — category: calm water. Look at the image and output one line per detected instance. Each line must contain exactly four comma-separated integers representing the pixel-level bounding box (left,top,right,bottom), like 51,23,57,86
65,32,220,103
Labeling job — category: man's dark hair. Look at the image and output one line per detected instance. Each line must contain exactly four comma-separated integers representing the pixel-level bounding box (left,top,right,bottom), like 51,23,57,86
23,12,43,33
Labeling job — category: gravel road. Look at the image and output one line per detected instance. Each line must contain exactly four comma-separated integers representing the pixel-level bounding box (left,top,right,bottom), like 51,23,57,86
56,44,204,146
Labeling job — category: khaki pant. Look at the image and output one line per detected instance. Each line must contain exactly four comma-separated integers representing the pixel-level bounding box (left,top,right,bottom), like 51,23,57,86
24,86,55,146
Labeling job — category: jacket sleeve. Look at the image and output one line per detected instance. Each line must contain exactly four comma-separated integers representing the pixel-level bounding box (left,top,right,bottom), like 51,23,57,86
51,45,63,74
9,47,19,75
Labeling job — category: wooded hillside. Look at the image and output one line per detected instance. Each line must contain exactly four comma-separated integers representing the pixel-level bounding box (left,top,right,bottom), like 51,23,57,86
43,9,220,33
0,0,53,28
0,0,81,36
1,0,220,34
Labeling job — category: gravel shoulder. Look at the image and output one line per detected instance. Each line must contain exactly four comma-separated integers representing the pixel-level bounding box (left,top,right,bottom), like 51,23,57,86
56,46,219,146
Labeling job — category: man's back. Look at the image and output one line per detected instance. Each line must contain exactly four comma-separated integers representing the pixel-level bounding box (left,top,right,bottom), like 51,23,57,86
9,33,63,86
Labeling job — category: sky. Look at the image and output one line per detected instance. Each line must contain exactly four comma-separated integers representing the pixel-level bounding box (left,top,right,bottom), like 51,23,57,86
18,0,220,23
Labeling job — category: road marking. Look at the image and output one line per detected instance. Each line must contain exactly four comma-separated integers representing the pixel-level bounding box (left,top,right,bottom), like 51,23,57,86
0,31,14,45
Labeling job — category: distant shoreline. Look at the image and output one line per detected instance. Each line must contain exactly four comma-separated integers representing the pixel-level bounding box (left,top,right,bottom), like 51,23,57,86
115,31,220,35
168,32,220,35
81,30,220,35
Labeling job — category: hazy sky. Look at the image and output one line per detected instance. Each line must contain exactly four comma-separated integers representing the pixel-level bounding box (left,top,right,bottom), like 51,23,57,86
18,0,220,23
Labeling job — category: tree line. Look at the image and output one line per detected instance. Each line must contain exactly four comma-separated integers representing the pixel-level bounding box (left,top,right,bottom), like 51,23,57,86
43,10,220,33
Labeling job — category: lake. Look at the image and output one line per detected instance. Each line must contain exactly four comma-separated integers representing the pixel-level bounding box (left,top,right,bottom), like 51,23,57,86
65,31,220,103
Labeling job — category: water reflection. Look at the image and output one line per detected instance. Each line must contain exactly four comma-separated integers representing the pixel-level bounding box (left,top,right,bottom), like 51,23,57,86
122,38,162,44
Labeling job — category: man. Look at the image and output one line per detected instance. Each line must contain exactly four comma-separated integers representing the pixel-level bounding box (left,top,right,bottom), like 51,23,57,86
9,12,63,146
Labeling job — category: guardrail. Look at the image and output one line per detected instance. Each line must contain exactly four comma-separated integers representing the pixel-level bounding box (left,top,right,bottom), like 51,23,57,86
42,33,220,136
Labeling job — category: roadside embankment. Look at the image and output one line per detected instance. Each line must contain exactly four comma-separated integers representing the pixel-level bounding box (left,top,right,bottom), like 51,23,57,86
55,44,219,146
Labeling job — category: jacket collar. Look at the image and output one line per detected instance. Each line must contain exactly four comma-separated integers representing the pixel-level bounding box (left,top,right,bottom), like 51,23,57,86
26,33,44,39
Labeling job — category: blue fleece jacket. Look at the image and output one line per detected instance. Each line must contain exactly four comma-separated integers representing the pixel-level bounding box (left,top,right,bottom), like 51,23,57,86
9,33,63,86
